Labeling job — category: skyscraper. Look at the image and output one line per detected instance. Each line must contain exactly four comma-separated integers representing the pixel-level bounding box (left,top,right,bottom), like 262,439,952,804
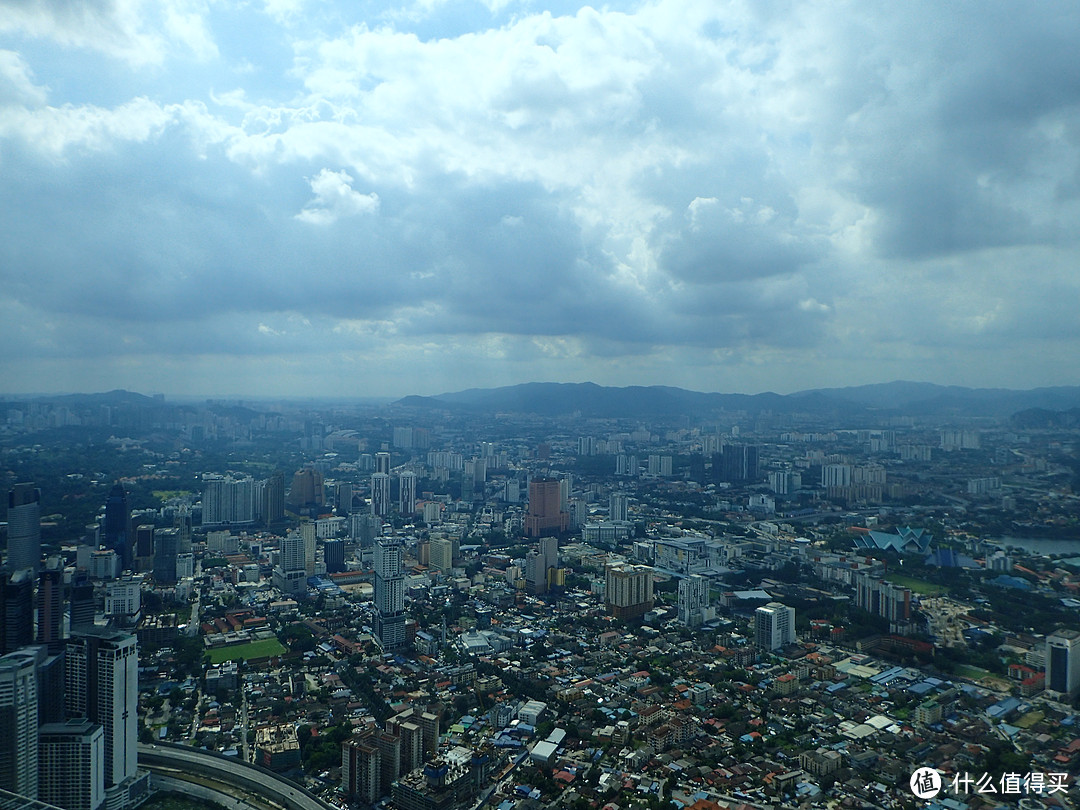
37,561,64,651
69,572,96,632
375,451,391,476
201,474,255,526
399,471,417,515
153,528,179,584
524,478,568,538
1046,629,1080,697
133,525,155,573
374,539,405,651
102,484,131,571
0,649,38,798
65,629,138,791
1,568,34,655
6,483,41,573
755,602,796,651
371,473,391,517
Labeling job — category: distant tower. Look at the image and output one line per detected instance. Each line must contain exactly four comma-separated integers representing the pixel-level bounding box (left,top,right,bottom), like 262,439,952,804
0,649,38,798
7,482,41,573
65,628,138,792
324,539,345,574
102,483,131,571
374,539,405,651
375,452,391,476
399,471,417,515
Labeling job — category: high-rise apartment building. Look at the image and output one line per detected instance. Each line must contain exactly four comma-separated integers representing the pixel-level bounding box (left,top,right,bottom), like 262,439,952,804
375,452,391,476
609,493,629,523
371,473,391,518
524,478,568,538
399,471,417,515
273,534,307,596
64,629,138,791
677,574,710,627
604,564,654,621
201,474,255,526
0,649,38,798
374,539,405,651
38,719,105,810
7,483,41,573
755,602,796,651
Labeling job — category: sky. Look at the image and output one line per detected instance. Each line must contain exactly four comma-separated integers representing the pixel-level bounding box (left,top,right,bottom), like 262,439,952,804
2,1,1079,399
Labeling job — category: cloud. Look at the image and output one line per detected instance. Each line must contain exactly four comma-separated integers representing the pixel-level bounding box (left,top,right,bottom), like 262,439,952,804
295,168,379,224
2,0,1080,396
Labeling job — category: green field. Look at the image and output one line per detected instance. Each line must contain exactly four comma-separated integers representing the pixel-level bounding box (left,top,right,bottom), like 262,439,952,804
883,574,947,595
206,637,286,664
954,664,991,681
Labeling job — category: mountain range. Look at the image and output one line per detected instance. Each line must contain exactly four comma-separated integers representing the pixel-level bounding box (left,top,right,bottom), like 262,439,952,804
395,381,1080,421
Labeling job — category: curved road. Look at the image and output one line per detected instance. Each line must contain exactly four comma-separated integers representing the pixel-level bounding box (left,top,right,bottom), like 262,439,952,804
139,743,335,810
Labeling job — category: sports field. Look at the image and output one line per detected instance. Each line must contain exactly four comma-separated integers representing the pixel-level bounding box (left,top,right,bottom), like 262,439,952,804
206,637,286,664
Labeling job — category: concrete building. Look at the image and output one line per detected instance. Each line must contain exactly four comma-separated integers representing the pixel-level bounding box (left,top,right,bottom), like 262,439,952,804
38,719,105,810
374,539,406,651
7,483,41,573
755,602,796,651
524,478,568,538
604,564,654,621
1047,629,1080,697
0,649,38,798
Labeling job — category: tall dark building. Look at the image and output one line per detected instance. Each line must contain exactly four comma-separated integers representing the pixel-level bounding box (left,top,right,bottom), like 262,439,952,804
1,568,34,655
37,562,64,652
69,572,96,632
714,445,759,484
287,468,324,516
103,484,131,570
153,528,179,584
262,472,286,525
324,539,345,574
134,525,155,573
7,483,41,574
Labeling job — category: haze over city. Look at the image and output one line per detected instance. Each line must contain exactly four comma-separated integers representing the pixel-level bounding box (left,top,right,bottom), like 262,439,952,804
2,1,1079,397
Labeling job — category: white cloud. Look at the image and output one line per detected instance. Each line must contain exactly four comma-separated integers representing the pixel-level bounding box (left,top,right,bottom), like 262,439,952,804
295,168,379,224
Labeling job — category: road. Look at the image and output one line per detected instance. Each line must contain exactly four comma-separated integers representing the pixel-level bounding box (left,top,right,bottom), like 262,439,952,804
139,743,335,810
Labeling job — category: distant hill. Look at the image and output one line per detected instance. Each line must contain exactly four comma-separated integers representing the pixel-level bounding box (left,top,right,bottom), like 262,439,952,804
393,381,1080,420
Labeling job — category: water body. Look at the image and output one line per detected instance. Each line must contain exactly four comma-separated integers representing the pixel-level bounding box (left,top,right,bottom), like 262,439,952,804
992,536,1080,556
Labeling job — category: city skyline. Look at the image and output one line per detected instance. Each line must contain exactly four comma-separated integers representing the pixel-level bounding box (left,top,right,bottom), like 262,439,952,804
2,2,1080,398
